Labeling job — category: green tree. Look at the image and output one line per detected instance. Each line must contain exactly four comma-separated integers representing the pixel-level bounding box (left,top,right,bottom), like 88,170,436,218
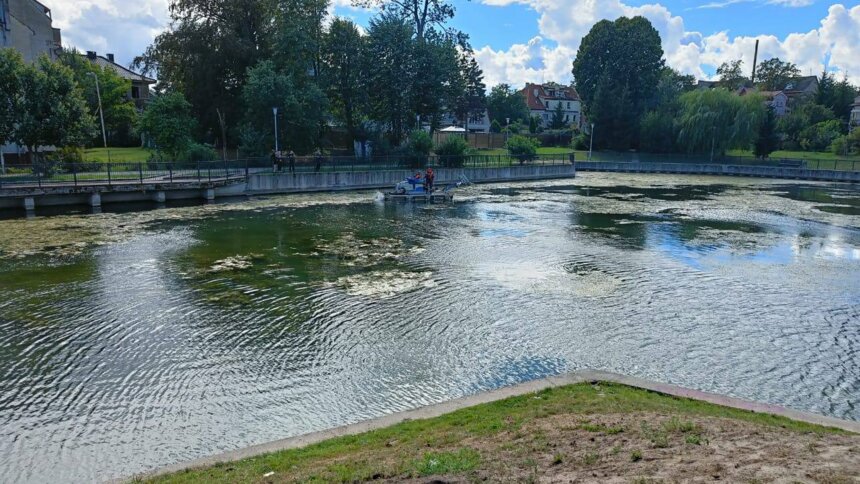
134,0,276,145
486,84,529,127
452,54,486,133
490,119,502,133
353,0,460,42
550,102,567,130
0,49,25,170
799,120,843,152
639,111,677,153
273,0,329,79
239,60,327,155
831,75,858,122
58,48,138,146
676,88,764,156
137,91,196,161
754,106,779,159
755,58,800,91
716,59,748,91
15,56,96,163
365,15,416,144
322,18,367,140
572,16,664,150
506,134,540,164
777,101,835,146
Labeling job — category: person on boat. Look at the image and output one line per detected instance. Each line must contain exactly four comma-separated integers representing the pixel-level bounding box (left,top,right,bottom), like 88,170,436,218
425,168,435,193
408,172,422,191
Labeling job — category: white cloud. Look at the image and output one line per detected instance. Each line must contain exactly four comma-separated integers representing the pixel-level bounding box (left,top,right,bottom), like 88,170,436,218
475,1,860,88
47,0,169,67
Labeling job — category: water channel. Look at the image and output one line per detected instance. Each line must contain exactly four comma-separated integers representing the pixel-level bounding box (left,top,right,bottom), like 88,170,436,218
0,173,858,482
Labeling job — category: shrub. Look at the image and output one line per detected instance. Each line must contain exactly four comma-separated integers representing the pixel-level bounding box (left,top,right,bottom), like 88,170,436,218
182,143,218,162
434,135,470,167
506,134,540,164
830,135,849,156
402,130,433,168
799,120,843,152
571,132,589,150
490,120,502,133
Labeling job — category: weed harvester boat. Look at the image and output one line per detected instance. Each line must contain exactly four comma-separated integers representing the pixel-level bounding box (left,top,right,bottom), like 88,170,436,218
382,174,472,202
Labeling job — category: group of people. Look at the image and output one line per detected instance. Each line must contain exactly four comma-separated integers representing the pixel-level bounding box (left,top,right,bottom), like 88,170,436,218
408,168,436,192
271,149,327,173
271,150,296,173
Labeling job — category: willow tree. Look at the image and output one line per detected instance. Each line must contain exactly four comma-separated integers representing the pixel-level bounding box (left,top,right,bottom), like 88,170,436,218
676,89,765,157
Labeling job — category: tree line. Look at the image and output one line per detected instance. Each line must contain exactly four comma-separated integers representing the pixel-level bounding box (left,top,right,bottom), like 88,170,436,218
572,16,860,158
131,0,487,159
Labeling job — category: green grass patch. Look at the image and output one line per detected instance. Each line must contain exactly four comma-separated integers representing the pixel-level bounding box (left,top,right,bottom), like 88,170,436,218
83,147,152,163
726,149,860,161
474,147,573,156
411,448,480,476
146,382,845,483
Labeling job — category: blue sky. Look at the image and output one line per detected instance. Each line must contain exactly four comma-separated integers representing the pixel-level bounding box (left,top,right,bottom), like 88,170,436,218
51,0,860,87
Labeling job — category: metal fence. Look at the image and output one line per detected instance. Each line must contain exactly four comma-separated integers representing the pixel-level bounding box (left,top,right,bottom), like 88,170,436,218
571,151,859,172
2,151,857,189
0,154,574,189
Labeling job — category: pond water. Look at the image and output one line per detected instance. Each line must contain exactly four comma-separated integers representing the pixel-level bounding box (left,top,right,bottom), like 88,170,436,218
0,173,858,483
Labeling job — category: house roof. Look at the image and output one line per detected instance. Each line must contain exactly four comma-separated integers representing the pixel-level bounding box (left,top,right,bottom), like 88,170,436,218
784,75,818,93
81,53,156,84
521,83,580,111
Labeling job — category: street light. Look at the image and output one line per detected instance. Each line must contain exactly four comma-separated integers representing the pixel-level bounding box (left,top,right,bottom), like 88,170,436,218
588,123,595,161
88,72,107,148
272,107,279,153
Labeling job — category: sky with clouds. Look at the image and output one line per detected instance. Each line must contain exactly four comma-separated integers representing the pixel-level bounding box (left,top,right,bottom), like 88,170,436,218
47,0,860,87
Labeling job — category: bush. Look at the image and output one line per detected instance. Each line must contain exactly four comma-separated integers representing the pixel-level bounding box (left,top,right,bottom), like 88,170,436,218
571,132,589,150
830,135,849,156
182,143,218,162
401,130,433,168
506,134,540,164
490,120,502,133
434,135,470,167
799,120,843,152
49,146,100,173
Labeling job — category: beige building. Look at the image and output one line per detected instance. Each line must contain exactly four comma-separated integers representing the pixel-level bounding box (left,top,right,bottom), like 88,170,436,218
0,0,61,62
521,83,583,129
81,51,156,110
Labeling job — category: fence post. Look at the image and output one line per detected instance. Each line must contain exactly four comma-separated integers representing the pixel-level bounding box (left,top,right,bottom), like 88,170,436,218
169,163,173,183
196,161,201,181
107,163,112,187
138,162,143,185
72,162,78,186
245,159,249,179
208,163,212,182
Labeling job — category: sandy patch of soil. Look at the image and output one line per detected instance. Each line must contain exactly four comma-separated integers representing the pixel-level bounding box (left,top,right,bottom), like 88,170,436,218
395,412,860,483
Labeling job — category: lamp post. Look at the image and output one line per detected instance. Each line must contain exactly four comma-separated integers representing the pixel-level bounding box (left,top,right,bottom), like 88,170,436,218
88,72,107,148
272,107,279,153
588,123,594,161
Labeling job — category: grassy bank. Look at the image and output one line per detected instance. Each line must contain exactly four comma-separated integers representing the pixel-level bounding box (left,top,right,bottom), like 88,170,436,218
83,147,152,162
145,382,858,483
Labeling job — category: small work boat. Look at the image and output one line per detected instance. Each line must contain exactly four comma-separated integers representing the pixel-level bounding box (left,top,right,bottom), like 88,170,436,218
382,175,469,203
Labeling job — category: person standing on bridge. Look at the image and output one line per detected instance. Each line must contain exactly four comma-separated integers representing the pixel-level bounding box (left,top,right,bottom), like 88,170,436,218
425,168,435,193
287,151,296,174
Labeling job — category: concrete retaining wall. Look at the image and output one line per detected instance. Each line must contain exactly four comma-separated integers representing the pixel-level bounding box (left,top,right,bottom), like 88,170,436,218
576,161,860,183
246,164,576,194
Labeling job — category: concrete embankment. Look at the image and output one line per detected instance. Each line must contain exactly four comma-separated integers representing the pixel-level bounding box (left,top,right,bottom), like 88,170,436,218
576,161,860,182
246,164,576,194
0,165,575,210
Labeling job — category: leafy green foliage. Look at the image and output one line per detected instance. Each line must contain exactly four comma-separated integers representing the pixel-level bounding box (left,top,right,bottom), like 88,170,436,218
137,91,196,161
572,16,664,150
754,106,779,159
58,48,138,147
322,19,366,139
490,120,502,133
487,83,529,127
550,103,567,130
15,56,97,161
239,60,327,155
716,59,748,91
451,55,486,132
639,111,677,153
799,120,843,152
777,101,836,147
506,135,540,163
434,135,469,167
133,0,274,144
755,58,800,91
0,49,24,150
676,89,765,156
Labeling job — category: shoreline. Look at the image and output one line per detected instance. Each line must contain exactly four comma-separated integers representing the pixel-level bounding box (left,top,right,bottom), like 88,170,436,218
137,369,860,482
